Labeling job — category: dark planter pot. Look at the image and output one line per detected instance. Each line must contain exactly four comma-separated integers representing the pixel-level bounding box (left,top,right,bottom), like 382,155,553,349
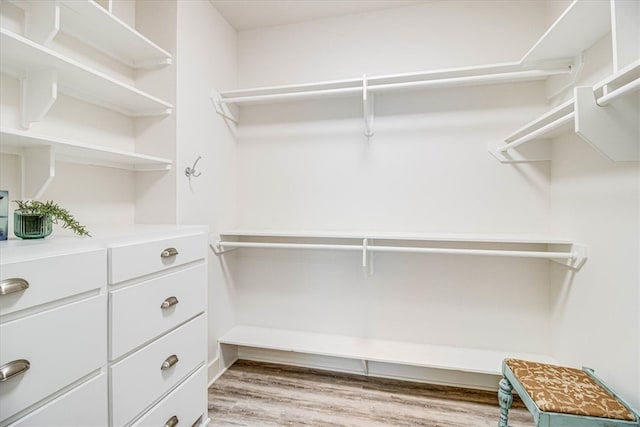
14,211,53,239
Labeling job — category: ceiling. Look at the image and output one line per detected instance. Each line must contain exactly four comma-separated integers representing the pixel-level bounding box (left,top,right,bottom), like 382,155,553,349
209,0,430,31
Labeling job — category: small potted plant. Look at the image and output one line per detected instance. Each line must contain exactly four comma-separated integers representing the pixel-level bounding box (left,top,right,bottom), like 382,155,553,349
14,200,90,239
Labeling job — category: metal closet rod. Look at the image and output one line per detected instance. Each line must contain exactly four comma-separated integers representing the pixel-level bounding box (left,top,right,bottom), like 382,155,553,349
216,240,576,260
218,67,571,105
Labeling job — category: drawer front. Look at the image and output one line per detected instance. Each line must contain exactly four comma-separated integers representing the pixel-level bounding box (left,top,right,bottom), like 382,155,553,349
110,264,207,360
0,295,106,422
110,315,206,427
0,249,105,317
109,234,206,284
131,367,206,427
7,373,108,427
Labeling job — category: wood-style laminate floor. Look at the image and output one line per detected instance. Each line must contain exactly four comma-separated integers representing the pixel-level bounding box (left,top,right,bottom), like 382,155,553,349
208,360,535,427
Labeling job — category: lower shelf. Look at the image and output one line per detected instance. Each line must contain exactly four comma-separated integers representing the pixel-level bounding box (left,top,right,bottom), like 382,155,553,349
219,325,556,377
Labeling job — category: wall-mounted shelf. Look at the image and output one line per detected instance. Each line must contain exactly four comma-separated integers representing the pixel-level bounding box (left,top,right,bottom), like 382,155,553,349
490,60,639,163
59,1,171,67
0,127,172,199
9,0,172,68
212,230,588,271
0,29,173,128
220,325,557,377
520,0,611,65
212,62,572,137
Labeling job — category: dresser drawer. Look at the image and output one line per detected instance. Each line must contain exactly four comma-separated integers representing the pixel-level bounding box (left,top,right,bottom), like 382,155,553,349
0,249,105,317
0,295,106,422
110,264,207,360
131,367,206,427
108,234,206,284
110,315,206,427
7,373,108,427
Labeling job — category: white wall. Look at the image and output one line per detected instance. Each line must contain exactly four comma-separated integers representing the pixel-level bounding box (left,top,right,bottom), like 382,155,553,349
547,31,640,408
174,0,238,381
222,0,558,381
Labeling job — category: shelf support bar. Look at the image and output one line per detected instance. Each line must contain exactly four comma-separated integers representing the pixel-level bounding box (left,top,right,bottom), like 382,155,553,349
210,90,238,123
21,146,55,200
21,69,58,129
575,85,639,161
362,238,368,268
363,74,374,138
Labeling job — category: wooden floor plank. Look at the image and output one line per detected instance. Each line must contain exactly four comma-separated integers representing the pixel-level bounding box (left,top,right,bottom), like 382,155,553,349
208,360,535,426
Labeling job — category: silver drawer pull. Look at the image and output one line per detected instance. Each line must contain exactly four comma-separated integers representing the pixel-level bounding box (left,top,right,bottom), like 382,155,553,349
161,247,179,258
164,415,179,427
161,296,179,309
0,359,30,382
161,354,179,370
0,278,29,295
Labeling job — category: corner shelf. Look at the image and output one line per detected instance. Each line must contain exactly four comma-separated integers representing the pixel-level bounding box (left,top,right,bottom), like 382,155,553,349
0,29,173,128
0,127,172,199
213,230,588,271
220,325,557,377
520,0,611,65
9,0,172,68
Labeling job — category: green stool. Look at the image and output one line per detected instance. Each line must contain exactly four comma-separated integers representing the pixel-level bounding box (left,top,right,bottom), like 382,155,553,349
498,359,639,427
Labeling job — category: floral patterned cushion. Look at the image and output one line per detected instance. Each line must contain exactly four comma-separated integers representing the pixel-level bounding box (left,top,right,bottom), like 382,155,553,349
505,359,635,421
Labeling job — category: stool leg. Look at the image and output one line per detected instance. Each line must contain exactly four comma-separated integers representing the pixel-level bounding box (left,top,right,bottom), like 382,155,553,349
498,377,513,427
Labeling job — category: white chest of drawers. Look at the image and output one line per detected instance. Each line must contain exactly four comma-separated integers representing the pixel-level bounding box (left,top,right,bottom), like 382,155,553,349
107,228,209,427
0,241,108,427
0,226,209,427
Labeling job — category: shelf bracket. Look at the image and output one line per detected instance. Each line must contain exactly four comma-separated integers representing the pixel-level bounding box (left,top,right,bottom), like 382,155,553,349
363,74,374,138
21,146,55,200
362,359,369,375
362,238,368,268
209,240,238,256
488,139,551,163
575,85,639,161
21,69,58,129
210,90,238,123
20,0,60,45
548,243,588,271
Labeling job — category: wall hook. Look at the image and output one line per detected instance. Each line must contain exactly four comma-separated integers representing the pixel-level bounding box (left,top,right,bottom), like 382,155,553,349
185,155,203,178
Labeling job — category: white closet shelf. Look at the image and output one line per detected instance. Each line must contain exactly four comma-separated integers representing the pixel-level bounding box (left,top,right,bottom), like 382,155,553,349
0,29,173,122
521,0,611,65
220,325,557,377
9,0,172,68
490,60,640,163
0,128,172,171
0,127,171,199
215,62,571,106
58,0,172,68
213,230,587,270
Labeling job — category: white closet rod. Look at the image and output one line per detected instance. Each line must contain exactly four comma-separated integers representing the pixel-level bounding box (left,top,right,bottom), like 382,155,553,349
217,240,575,260
219,68,571,105
597,78,640,106
498,112,575,153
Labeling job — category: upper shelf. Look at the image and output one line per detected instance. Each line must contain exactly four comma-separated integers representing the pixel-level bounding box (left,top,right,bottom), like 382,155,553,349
58,0,172,68
216,62,571,106
521,0,611,65
9,0,172,68
0,29,173,118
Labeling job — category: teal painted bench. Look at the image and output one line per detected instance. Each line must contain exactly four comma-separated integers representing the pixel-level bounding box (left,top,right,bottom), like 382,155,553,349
498,359,639,427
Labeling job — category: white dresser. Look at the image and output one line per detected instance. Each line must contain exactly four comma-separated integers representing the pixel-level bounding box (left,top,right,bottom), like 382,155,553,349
0,226,209,427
